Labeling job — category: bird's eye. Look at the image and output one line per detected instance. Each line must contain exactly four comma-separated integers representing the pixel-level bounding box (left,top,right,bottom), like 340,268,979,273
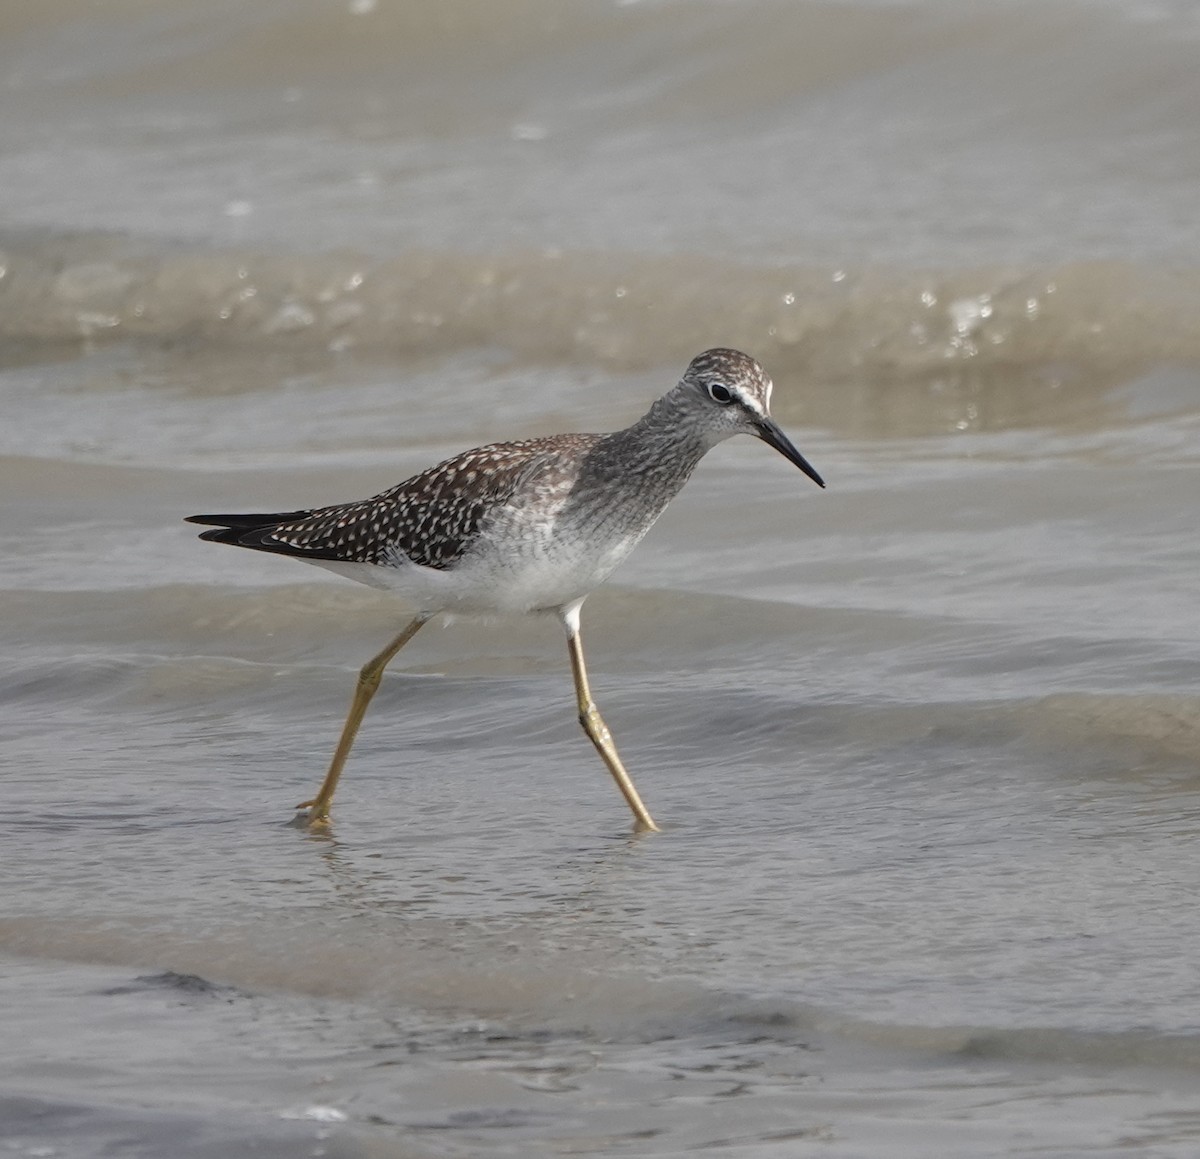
707,383,734,404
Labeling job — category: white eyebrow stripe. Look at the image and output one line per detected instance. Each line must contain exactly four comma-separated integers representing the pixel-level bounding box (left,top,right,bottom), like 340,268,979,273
732,384,767,416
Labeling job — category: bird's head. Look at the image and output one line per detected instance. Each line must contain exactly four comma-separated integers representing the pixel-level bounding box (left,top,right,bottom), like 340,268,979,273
679,348,825,489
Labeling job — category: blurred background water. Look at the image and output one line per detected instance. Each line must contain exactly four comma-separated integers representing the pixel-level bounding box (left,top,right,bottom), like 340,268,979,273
3,1,1200,1155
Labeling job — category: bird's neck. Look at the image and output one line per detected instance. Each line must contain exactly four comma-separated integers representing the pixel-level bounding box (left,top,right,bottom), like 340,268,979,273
607,391,713,476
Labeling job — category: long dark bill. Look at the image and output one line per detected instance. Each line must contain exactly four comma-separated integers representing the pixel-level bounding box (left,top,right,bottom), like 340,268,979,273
756,417,825,489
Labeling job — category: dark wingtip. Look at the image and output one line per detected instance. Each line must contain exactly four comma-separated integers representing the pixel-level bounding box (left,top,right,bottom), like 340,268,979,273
184,509,342,558
186,512,291,548
186,509,312,529
185,513,262,528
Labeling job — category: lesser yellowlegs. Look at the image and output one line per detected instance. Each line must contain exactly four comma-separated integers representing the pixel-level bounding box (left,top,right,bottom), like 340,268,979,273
187,348,824,831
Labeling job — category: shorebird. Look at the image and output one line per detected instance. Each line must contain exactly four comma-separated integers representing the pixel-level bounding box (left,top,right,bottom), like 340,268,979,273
187,348,824,831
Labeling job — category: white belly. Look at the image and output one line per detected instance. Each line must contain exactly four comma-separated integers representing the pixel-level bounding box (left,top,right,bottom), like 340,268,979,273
307,525,644,617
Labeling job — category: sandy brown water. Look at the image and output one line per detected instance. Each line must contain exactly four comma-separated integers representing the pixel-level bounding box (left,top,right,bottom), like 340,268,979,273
3,2,1200,1156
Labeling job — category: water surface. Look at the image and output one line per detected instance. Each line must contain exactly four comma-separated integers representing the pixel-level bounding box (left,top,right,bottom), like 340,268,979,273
3,1,1200,1155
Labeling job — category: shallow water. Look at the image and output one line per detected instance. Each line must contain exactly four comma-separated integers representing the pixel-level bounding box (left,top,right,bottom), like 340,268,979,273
4,1,1200,1156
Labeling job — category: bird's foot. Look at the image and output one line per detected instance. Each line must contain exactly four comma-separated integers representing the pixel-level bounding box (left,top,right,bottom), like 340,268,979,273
291,798,332,828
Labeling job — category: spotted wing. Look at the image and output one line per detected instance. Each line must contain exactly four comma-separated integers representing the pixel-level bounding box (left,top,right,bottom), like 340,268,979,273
186,436,592,571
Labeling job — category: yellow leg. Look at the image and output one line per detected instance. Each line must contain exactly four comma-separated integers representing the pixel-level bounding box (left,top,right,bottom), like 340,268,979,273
564,612,660,833
298,613,431,824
